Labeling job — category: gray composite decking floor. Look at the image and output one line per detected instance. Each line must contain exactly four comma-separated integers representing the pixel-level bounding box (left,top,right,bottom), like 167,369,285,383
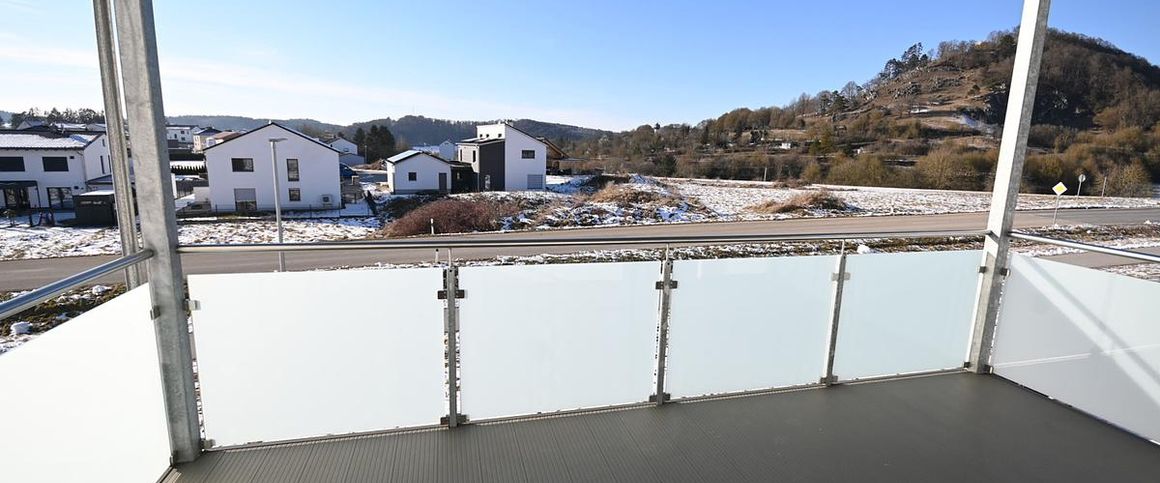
165,373,1160,482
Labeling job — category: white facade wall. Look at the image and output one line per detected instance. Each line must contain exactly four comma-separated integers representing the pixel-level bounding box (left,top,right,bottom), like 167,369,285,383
167,126,194,143
387,154,451,194
438,141,455,160
203,124,341,211
81,135,112,181
475,124,546,191
329,138,357,154
0,149,90,208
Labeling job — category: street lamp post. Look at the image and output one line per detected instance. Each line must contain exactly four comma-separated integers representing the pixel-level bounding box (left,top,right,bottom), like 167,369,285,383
269,137,288,271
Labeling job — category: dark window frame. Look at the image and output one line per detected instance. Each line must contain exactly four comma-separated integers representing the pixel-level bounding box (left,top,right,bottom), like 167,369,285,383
42,156,69,172
288,188,301,202
408,172,417,181
0,156,25,172
231,158,254,172
521,150,536,159
286,158,300,182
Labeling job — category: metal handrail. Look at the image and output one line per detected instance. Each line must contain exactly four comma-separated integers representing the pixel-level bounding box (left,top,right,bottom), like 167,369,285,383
0,250,154,321
176,229,987,254
1011,231,1160,264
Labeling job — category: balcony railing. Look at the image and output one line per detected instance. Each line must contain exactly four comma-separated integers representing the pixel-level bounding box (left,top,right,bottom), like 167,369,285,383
2,230,1157,482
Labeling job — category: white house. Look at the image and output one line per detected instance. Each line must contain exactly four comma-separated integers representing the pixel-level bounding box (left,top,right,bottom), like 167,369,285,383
166,125,196,144
414,140,456,161
0,131,111,209
455,123,547,191
327,137,358,155
385,150,452,194
201,122,341,212
192,127,222,152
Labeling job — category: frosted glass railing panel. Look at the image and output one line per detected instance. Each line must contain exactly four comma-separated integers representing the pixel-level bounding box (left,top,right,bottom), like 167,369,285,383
0,286,171,483
189,269,446,446
993,255,1160,442
458,262,659,420
832,250,980,380
666,255,836,398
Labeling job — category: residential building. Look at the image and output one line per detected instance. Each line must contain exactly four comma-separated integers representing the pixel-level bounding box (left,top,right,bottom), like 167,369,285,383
0,130,112,209
455,123,547,191
385,150,452,194
338,153,366,166
414,140,456,160
201,122,341,212
327,137,358,155
192,127,222,152
166,125,197,144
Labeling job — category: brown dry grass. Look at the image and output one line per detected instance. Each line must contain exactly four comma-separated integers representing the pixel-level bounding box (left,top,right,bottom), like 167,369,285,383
750,189,848,214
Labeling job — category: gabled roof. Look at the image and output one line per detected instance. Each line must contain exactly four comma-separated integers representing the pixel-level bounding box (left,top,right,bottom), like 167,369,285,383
386,149,454,165
201,122,342,153
0,131,102,149
500,122,548,146
194,127,222,136
537,136,569,159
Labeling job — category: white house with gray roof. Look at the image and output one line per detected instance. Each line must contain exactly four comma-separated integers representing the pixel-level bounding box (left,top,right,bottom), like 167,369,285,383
385,150,455,194
0,130,111,209
201,122,341,212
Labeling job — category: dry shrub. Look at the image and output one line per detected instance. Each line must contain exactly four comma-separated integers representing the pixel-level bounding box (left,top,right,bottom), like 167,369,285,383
587,185,680,206
385,199,519,237
750,189,848,214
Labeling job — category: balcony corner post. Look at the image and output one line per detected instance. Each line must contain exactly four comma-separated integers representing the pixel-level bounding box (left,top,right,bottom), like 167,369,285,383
968,0,1052,374
111,0,202,463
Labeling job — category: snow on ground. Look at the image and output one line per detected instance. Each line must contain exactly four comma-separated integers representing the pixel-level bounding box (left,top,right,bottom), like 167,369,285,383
667,178,1160,220
0,218,381,260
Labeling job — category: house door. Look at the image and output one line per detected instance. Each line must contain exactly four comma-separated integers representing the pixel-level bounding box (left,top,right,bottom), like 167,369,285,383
438,173,448,192
3,188,31,209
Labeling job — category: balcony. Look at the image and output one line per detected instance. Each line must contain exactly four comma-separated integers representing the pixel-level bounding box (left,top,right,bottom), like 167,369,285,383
2,235,1158,482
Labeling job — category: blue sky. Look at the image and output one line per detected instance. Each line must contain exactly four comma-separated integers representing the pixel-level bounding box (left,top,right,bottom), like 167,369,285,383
0,0,1157,131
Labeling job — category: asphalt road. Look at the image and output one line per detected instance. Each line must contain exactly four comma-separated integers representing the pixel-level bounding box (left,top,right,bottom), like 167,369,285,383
2,207,1158,292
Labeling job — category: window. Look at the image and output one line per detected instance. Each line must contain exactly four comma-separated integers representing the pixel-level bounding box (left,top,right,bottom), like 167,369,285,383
288,188,301,202
286,159,299,181
100,155,107,174
472,151,476,163
47,187,73,209
408,172,417,181
231,158,254,172
233,188,257,212
42,156,69,172
521,150,535,159
0,156,25,172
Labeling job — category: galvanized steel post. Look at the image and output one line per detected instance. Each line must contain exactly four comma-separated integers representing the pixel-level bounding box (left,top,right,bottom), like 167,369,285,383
968,0,1052,373
92,0,142,288
652,247,675,405
441,249,465,427
822,243,849,385
111,0,202,463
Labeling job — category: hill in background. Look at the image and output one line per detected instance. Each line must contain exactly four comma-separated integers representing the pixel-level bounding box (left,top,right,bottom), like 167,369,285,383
561,28,1160,197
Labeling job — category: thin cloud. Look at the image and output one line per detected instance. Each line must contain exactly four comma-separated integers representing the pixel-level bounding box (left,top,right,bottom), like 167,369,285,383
0,44,630,129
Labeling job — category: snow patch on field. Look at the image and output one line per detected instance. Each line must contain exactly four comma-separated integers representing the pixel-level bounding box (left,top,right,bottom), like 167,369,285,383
668,178,1160,220
0,218,381,260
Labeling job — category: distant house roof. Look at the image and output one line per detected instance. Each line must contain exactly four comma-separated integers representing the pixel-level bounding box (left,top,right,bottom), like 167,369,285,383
201,122,341,153
211,131,241,141
537,137,569,159
386,150,454,165
0,131,101,149
166,124,198,129
457,136,504,145
195,127,221,136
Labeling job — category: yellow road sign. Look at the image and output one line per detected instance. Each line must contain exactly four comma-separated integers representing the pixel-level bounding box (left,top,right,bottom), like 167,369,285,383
1052,182,1067,196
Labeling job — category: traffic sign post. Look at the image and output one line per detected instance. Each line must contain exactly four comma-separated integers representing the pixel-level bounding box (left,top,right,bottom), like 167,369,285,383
1076,173,1086,198
1052,181,1067,226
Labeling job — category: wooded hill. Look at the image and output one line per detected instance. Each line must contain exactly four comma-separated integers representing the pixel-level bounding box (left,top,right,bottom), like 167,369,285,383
561,29,1160,196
